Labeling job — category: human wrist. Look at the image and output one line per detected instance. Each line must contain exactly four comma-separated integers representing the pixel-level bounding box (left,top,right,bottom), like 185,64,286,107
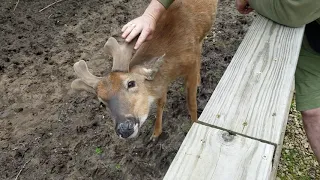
143,0,166,22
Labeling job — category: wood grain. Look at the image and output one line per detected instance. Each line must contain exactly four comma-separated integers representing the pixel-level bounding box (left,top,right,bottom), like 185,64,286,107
270,81,295,179
164,123,275,180
198,14,305,144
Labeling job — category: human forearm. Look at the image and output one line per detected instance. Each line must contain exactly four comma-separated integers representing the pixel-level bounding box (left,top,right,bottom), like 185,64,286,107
143,0,166,23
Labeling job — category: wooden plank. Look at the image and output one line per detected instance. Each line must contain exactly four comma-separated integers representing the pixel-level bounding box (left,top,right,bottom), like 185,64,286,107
164,123,275,180
270,81,295,179
198,14,305,144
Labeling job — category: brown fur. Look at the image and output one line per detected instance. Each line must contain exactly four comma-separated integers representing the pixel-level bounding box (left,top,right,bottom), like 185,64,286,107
97,73,123,101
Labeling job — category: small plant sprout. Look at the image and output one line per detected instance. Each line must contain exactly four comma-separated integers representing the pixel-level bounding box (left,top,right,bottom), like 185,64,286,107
115,164,121,170
95,147,103,155
179,87,184,93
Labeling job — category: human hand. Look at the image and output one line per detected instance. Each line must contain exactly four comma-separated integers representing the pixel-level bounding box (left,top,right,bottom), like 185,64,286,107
236,0,253,14
121,14,156,50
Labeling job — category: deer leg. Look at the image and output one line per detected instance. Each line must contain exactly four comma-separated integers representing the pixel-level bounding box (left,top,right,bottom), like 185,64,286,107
151,91,167,140
197,42,204,87
185,69,199,122
197,44,203,87
197,59,201,87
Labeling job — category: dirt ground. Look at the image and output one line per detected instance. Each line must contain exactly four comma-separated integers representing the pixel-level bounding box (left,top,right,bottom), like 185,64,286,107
1,0,301,179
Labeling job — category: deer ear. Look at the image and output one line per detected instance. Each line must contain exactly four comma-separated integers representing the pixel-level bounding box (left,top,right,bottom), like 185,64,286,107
145,54,165,81
130,54,165,80
71,79,96,94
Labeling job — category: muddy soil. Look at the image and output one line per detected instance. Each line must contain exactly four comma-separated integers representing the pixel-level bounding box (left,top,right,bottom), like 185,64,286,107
0,0,254,179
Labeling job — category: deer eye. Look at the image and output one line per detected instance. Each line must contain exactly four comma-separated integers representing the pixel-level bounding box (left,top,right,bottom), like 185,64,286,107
127,81,136,89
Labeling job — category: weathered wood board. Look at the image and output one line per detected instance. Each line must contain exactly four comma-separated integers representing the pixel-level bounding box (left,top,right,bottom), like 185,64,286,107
198,14,305,144
163,123,275,180
270,81,295,179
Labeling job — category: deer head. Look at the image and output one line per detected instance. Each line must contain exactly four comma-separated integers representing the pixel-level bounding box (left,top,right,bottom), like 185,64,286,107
71,37,165,139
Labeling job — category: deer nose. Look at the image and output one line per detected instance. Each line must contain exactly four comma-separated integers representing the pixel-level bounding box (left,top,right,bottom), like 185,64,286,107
116,120,135,138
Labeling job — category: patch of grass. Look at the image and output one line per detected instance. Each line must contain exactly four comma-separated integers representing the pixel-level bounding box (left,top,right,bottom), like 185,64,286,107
95,147,103,155
179,87,184,93
115,164,121,170
277,97,319,179
181,123,192,135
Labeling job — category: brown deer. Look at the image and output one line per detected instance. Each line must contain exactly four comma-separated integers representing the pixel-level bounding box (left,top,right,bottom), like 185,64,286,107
71,0,218,140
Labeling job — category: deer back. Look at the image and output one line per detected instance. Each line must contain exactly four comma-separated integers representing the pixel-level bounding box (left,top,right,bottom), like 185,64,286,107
130,0,218,75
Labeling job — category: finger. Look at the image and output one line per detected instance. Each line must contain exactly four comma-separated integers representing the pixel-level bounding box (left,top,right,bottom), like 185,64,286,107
238,6,248,14
146,33,153,41
121,23,136,39
134,28,151,49
125,25,143,43
121,24,129,32
235,1,242,12
121,22,132,32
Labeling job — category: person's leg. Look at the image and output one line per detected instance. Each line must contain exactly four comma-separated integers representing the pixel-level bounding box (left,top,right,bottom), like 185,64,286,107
301,108,320,162
295,34,320,162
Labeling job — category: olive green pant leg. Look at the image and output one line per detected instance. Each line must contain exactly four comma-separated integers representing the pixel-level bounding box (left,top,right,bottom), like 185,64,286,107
295,35,320,111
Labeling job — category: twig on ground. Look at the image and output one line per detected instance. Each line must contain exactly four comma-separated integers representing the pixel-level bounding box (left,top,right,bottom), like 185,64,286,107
99,160,109,169
14,160,31,180
13,0,20,11
39,0,64,12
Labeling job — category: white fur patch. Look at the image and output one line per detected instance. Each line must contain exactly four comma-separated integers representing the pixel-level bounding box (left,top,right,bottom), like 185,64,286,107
143,68,153,74
148,96,155,107
134,96,155,127
98,97,107,105
127,124,139,139
139,114,148,127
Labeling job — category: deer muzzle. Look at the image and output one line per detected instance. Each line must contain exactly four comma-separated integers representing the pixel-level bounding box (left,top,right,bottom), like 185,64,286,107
116,116,139,139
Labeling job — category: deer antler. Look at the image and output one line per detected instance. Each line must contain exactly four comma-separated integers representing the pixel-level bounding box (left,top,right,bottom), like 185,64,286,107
72,60,101,88
104,37,137,72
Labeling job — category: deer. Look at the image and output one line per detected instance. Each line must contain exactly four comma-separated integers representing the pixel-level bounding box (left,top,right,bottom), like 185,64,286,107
71,0,218,140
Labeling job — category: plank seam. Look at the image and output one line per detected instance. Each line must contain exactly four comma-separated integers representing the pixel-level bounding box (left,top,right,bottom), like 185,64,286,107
196,121,277,147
